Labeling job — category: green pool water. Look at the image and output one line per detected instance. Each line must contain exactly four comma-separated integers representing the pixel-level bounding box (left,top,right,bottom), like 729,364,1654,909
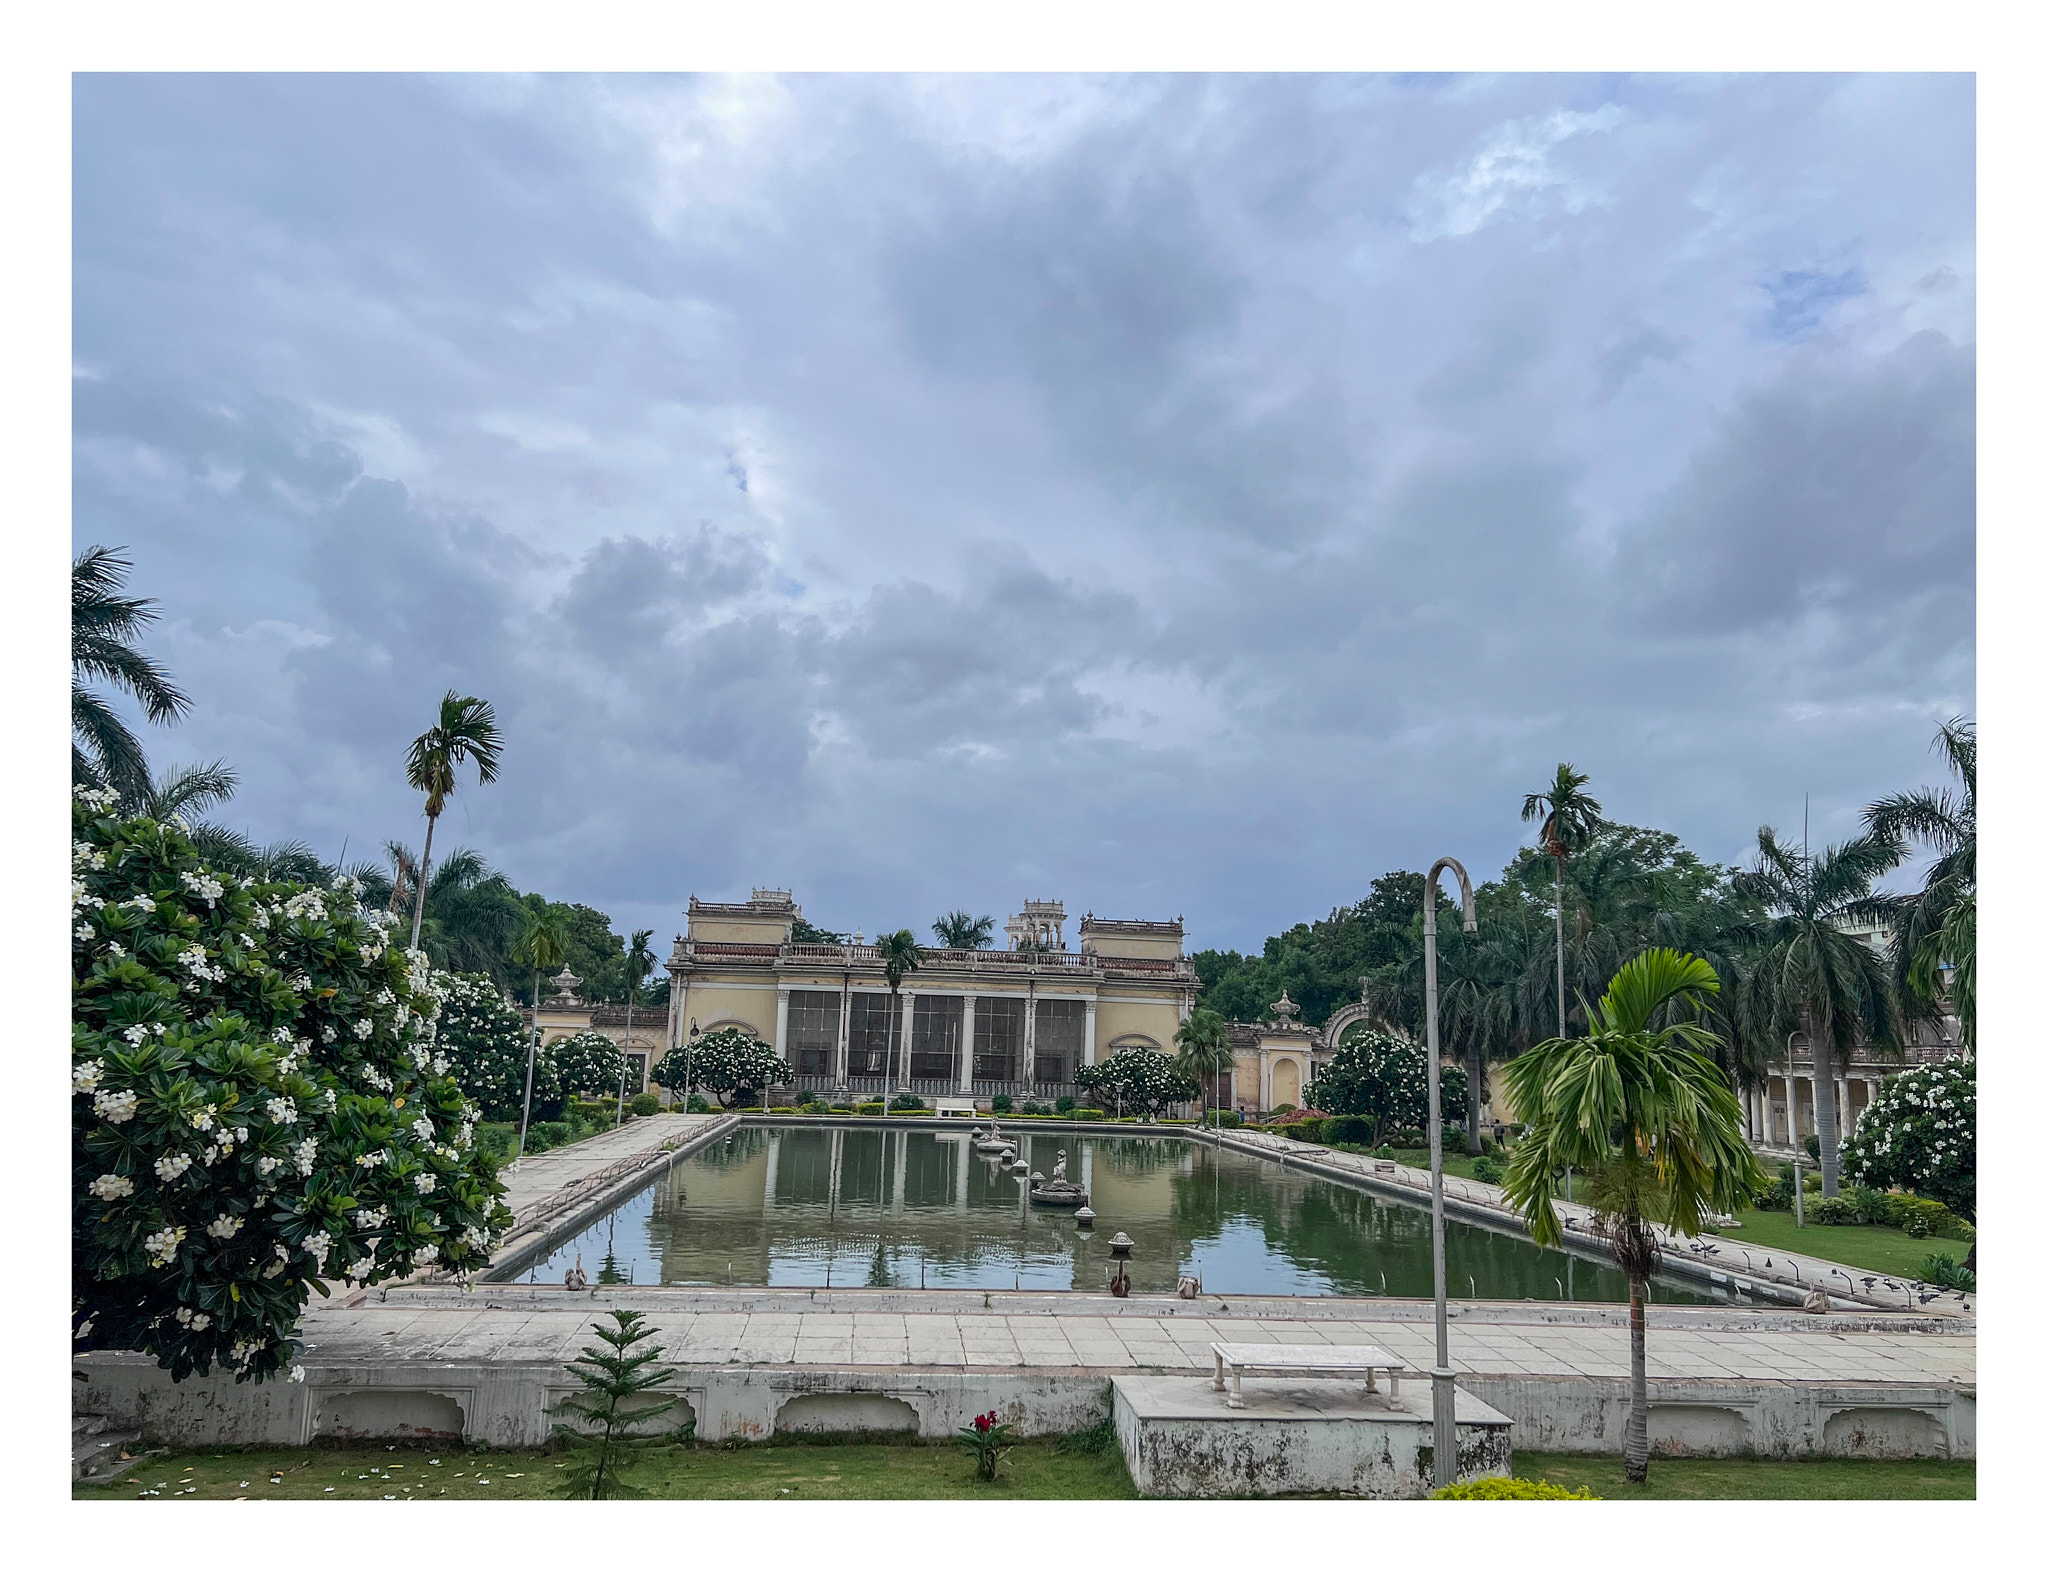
502,1125,1723,1302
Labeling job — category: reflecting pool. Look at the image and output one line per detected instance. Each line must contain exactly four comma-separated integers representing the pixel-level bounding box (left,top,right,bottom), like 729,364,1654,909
500,1126,1722,1303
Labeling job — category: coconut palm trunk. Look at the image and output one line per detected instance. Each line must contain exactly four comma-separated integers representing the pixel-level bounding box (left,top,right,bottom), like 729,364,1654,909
1807,1006,1842,1197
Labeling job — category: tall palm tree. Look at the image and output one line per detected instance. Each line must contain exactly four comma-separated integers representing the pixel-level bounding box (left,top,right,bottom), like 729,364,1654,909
616,928,656,1127
403,691,504,952
1521,763,1605,1040
511,905,569,1163
73,546,191,798
1440,913,1543,1152
1173,1008,1234,1125
1732,827,1905,1195
932,910,995,950
874,930,923,1095
1501,949,1764,1485
1866,717,1975,1047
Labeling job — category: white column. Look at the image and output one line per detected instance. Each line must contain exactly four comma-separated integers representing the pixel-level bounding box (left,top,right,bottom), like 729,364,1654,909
834,978,851,1088
897,989,915,1087
1083,999,1098,1067
774,986,792,1071
1022,983,1037,1086
958,994,976,1093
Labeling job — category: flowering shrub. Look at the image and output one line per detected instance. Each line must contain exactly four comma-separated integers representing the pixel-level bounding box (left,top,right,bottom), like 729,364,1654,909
1432,1476,1598,1500
549,1030,627,1101
1307,1029,1469,1144
955,1409,1017,1481
1841,1057,1975,1220
684,1026,790,1106
71,788,512,1384
1076,1046,1198,1117
436,972,563,1124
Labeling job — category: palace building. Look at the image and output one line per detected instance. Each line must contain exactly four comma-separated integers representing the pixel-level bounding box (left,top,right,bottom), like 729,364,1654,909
661,890,1199,1102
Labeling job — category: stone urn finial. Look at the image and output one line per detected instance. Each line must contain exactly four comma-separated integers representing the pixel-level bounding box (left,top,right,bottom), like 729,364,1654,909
549,964,582,1004
1271,990,1301,1023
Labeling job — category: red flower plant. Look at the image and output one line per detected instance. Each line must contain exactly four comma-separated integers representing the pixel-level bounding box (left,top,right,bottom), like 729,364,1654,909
957,1408,1015,1480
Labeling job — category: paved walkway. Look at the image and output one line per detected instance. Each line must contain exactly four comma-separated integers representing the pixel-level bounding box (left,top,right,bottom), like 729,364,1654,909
1215,1129,1973,1316
496,1113,732,1220
299,1291,1973,1388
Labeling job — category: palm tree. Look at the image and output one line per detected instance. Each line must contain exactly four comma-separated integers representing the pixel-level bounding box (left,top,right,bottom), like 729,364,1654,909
1521,763,1605,1040
1732,827,1905,1196
403,691,504,952
617,928,656,1126
1439,913,1543,1153
1500,949,1765,1485
874,930,923,1096
511,905,569,1163
73,546,191,798
1173,1008,1234,1125
932,910,996,950
1866,717,1975,1047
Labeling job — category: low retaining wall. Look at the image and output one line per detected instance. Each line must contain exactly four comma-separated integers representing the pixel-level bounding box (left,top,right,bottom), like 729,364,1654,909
73,1352,1972,1460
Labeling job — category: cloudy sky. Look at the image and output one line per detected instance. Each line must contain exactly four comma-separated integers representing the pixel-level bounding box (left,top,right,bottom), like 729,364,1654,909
71,73,1975,953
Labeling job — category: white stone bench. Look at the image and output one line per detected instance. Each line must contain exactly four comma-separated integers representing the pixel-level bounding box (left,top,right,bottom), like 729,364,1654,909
1210,1342,1405,1410
933,1098,978,1119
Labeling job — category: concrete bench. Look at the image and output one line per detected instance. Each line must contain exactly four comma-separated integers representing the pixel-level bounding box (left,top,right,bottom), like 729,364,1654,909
933,1098,978,1119
1210,1342,1405,1410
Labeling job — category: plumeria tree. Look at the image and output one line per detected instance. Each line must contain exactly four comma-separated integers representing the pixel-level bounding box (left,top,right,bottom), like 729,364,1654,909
72,788,512,1384
551,1030,627,1101
435,972,565,1124
1076,1046,1198,1119
1307,1029,1469,1145
1841,1059,1975,1222
690,1026,789,1107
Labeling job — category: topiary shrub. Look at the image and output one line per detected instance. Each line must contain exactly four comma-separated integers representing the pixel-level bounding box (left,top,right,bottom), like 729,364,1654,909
549,1030,627,1101
1841,1058,1975,1222
1307,1029,1467,1143
1055,1095,1076,1114
71,789,511,1385
1071,1108,1104,1121
685,1093,712,1114
990,1094,1013,1115
856,1101,885,1116
1324,1114,1372,1146
437,973,563,1124
890,1093,926,1111
1433,1477,1599,1500
628,1092,661,1118
1076,1047,1199,1119
1208,1109,1243,1130
1470,1156,1505,1185
1809,1196,1856,1225
683,1026,791,1108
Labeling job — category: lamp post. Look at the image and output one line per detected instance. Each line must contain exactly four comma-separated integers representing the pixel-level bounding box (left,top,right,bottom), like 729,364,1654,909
1422,855,1477,1492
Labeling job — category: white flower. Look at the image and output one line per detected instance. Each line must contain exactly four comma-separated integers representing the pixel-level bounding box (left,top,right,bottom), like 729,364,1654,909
189,1313,211,1330
374,987,396,1007
289,1364,306,1383
320,1024,337,1043
265,1097,298,1126
356,1205,390,1231
179,870,225,906
352,1017,374,1040
94,1089,139,1124
143,1226,187,1267
75,923,95,942
88,1173,134,1201
356,1149,387,1169
206,1214,244,1239
107,942,125,958
73,1059,105,1093
154,1152,193,1181
256,1155,282,1178
414,1242,440,1265
124,894,156,914
189,1106,217,1132
411,1117,435,1142
293,1137,319,1175
414,1173,436,1194
122,1024,149,1045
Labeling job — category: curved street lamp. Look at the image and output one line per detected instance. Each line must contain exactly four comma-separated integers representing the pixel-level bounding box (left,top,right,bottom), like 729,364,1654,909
1422,855,1477,1492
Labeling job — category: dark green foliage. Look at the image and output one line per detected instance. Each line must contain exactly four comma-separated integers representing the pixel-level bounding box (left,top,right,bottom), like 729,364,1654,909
1322,1114,1371,1144
629,1093,660,1117
688,1027,790,1106
955,1409,1018,1482
1306,1029,1468,1143
1471,1156,1505,1185
1840,1059,1974,1221
1053,1414,1117,1455
552,1310,683,1499
790,916,846,945
932,911,996,949
686,1094,712,1113
73,546,191,797
1810,1196,1856,1225
550,1030,627,1099
1076,1047,1199,1118
889,1093,925,1111
1055,1095,1076,1114
990,1094,1013,1114
1921,1253,1974,1292
436,973,564,1123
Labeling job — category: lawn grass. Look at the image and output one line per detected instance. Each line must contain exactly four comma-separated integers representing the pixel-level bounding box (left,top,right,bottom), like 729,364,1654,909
1704,1208,1969,1279
74,1436,1138,1502
1514,1451,1973,1500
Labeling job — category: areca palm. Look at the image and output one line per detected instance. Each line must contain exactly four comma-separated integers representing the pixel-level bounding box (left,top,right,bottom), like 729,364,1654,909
403,692,504,951
73,546,191,797
1173,1008,1234,1125
874,930,923,1093
1521,764,1605,1039
933,910,996,950
1732,827,1905,1195
1866,717,1975,1046
1501,949,1764,1485
616,928,657,1125
511,906,570,1162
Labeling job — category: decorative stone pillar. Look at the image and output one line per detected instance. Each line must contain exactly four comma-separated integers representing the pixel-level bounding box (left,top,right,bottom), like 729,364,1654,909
958,994,977,1093
1022,980,1038,1086
1083,998,1098,1068
834,976,851,1090
774,985,792,1064
896,989,915,1088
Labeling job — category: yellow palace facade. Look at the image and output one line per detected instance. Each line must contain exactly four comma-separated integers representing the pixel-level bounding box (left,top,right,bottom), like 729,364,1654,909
660,891,1199,1102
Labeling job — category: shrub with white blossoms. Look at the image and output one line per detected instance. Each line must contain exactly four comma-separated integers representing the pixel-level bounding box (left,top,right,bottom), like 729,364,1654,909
434,972,564,1123
1840,1056,1975,1221
548,1029,628,1101
72,789,513,1384
1306,1029,1470,1143
1076,1045,1201,1119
